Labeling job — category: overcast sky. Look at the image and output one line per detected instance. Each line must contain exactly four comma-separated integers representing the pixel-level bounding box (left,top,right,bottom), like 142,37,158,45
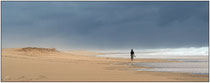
2,2,209,50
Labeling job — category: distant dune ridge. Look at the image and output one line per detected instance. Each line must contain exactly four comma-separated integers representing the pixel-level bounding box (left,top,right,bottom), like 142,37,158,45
20,47,58,52
17,47,59,56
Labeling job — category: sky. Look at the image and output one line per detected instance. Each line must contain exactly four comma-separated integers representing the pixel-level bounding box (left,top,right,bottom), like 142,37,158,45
2,1,209,50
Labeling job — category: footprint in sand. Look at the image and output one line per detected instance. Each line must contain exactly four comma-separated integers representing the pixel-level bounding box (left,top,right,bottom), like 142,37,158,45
17,76,25,79
33,75,47,80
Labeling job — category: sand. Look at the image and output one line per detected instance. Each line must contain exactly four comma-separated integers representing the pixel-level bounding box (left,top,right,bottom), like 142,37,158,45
2,48,209,82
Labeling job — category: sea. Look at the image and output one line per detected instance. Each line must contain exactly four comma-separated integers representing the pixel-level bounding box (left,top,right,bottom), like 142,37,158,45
95,47,209,75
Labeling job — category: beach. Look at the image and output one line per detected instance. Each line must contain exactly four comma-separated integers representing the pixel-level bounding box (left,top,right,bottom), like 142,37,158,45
2,48,209,82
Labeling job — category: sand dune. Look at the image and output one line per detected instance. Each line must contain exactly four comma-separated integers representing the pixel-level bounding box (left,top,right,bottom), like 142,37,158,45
19,47,58,53
2,47,208,82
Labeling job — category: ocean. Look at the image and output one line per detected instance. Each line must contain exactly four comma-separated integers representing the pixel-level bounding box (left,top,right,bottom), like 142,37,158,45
96,47,209,75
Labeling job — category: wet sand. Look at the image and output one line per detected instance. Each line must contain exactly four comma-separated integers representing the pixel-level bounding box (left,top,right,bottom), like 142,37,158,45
2,48,208,82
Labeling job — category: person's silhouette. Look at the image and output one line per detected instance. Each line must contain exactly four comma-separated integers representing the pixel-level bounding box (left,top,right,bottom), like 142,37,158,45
130,49,135,61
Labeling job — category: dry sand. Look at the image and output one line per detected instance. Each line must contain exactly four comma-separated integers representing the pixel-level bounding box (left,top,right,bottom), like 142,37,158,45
2,48,209,82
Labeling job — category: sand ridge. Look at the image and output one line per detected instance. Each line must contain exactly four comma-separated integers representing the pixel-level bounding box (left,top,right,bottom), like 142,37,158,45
19,47,58,53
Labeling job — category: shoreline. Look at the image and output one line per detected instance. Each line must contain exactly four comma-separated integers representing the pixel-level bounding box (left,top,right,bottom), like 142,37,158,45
2,48,209,81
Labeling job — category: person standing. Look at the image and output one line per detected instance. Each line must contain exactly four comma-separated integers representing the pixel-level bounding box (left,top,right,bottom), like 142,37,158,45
130,49,135,61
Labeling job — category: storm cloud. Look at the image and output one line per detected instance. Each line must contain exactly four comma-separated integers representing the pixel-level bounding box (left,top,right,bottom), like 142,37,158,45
2,2,208,50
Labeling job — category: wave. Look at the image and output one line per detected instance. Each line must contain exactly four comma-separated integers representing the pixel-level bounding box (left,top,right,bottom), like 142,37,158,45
100,47,209,56
140,47,208,56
